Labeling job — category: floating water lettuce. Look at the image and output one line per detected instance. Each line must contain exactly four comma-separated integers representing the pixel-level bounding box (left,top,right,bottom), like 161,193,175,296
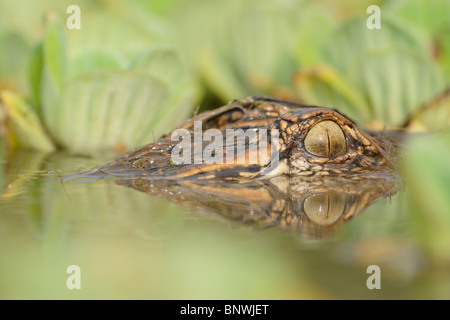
387,0,450,83
0,32,30,92
294,17,446,128
3,12,200,156
404,89,450,133
0,90,56,152
1,0,449,156
402,133,450,261
171,0,302,100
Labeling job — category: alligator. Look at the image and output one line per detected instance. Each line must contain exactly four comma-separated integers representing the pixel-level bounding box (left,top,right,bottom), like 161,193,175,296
67,96,402,238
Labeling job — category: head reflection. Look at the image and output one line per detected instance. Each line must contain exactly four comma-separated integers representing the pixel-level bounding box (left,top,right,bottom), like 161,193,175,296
116,175,398,240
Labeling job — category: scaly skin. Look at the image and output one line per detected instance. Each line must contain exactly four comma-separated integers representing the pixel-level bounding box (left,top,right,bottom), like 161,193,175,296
66,96,402,238
90,96,399,180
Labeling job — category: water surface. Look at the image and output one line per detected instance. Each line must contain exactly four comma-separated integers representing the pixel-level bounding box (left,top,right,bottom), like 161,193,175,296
0,149,447,299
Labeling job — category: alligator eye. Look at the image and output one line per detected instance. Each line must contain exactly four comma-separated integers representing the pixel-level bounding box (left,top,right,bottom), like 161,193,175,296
304,121,346,158
303,192,346,226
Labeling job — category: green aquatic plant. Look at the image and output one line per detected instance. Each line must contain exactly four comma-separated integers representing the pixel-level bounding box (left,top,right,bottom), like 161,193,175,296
169,0,306,100
0,90,56,152
387,0,450,83
402,132,450,261
1,12,200,156
403,89,450,132
293,15,447,128
0,0,449,153
167,0,449,128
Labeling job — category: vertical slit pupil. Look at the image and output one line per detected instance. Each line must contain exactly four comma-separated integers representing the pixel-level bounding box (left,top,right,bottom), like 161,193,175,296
304,120,346,158
326,129,331,158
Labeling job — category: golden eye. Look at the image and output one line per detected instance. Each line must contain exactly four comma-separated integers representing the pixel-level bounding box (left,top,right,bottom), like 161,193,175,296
304,120,346,158
303,192,346,226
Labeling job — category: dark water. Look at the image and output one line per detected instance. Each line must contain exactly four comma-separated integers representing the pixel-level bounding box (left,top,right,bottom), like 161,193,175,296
0,149,448,299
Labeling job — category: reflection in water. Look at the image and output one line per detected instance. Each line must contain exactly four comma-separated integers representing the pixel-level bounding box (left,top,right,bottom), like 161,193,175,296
303,192,346,226
115,175,399,239
0,149,399,240
0,150,433,299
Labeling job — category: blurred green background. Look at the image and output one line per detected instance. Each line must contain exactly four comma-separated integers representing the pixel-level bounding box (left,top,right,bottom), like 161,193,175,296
0,0,450,299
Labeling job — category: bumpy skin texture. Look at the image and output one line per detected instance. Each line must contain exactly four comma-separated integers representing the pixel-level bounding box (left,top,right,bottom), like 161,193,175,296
67,96,401,238
90,96,398,180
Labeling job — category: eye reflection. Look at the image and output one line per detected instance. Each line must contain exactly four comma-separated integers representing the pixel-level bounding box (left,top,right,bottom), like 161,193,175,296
304,120,346,158
303,191,346,226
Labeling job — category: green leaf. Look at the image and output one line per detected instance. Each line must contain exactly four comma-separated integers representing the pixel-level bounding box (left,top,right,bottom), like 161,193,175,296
37,18,199,156
442,32,450,84
41,13,68,136
387,0,450,38
387,0,450,83
130,45,187,89
324,17,427,75
70,50,126,78
196,48,246,101
404,89,450,132
129,45,202,141
402,133,450,260
67,11,157,59
442,36,450,85
0,90,56,152
293,65,370,122
293,4,337,67
28,42,44,111
225,7,298,90
0,32,30,91
355,50,444,126
140,82,201,142
42,13,67,96
52,70,169,156
171,0,299,99
300,17,446,127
